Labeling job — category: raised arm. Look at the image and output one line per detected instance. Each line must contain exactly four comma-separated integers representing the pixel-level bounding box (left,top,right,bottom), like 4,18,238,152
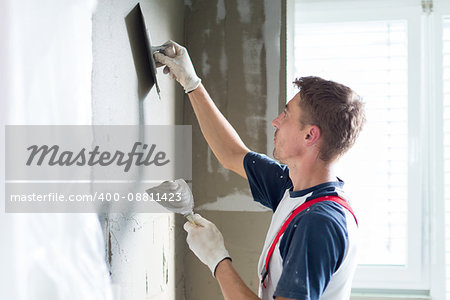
155,41,250,178
187,84,249,178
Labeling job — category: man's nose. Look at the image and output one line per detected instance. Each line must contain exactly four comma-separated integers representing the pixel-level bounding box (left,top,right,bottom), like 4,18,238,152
272,113,282,128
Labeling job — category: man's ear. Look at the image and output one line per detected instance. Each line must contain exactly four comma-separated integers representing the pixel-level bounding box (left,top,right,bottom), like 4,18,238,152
305,125,321,145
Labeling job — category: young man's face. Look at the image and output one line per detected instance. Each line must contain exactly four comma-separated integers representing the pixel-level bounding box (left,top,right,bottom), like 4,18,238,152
271,93,308,163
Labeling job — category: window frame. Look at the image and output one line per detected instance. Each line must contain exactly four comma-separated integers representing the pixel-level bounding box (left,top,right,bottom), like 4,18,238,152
287,0,433,292
434,2,450,300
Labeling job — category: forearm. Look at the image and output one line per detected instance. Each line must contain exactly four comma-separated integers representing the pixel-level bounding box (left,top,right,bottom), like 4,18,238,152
215,259,260,300
188,84,250,177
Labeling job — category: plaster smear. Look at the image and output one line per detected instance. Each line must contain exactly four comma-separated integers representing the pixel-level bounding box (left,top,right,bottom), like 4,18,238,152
216,0,226,23
197,192,270,212
241,34,264,96
245,115,266,140
206,146,214,174
236,0,251,23
217,162,230,181
202,28,211,38
201,51,210,77
106,214,170,298
206,147,230,180
219,46,227,78
184,0,193,9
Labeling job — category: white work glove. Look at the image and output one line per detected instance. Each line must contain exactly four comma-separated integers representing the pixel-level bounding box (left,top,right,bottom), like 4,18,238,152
154,40,202,93
183,214,231,277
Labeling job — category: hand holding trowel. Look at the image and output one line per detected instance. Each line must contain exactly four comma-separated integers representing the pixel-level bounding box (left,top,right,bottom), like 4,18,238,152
145,179,197,225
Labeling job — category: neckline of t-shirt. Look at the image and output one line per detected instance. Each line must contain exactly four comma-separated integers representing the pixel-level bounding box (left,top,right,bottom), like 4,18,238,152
288,180,344,198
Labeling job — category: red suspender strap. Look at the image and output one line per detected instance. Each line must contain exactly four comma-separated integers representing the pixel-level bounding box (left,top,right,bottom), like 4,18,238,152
261,195,358,288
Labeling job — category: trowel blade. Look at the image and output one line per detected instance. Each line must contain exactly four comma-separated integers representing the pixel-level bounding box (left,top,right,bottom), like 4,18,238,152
137,3,161,99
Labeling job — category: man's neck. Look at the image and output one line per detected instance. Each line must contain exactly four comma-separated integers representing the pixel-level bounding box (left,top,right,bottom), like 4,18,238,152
287,157,335,192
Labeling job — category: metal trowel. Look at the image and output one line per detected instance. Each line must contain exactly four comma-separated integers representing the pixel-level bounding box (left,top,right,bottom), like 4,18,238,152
137,4,161,98
131,3,175,99
125,3,176,99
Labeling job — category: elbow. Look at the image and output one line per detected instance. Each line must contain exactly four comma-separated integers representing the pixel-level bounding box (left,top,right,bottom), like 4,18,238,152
220,148,250,174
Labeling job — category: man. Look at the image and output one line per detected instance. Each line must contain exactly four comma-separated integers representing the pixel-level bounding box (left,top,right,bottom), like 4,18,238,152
155,41,365,300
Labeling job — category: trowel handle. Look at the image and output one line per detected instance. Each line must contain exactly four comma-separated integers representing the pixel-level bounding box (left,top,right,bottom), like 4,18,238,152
152,44,176,58
185,212,197,226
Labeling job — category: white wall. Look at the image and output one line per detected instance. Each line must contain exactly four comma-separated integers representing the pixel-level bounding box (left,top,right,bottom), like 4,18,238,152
1,0,185,299
1,0,112,299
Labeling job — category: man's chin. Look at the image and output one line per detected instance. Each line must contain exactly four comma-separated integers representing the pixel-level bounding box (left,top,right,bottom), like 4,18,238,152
272,150,285,164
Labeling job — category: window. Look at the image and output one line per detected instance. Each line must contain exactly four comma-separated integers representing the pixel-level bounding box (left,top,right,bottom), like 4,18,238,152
296,19,409,267
288,0,450,295
443,15,450,300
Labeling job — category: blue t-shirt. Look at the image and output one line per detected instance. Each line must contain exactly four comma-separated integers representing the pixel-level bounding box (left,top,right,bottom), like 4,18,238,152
243,151,350,299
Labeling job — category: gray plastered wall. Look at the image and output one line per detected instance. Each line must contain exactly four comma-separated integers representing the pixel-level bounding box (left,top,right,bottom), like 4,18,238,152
184,0,284,298
184,0,268,205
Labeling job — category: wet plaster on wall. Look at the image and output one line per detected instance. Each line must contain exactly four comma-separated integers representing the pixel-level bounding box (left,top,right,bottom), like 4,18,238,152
92,0,184,126
104,214,172,299
92,0,185,299
184,0,269,208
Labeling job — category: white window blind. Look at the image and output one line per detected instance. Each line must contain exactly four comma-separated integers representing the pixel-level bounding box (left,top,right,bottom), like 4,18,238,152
294,20,408,266
443,16,450,300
